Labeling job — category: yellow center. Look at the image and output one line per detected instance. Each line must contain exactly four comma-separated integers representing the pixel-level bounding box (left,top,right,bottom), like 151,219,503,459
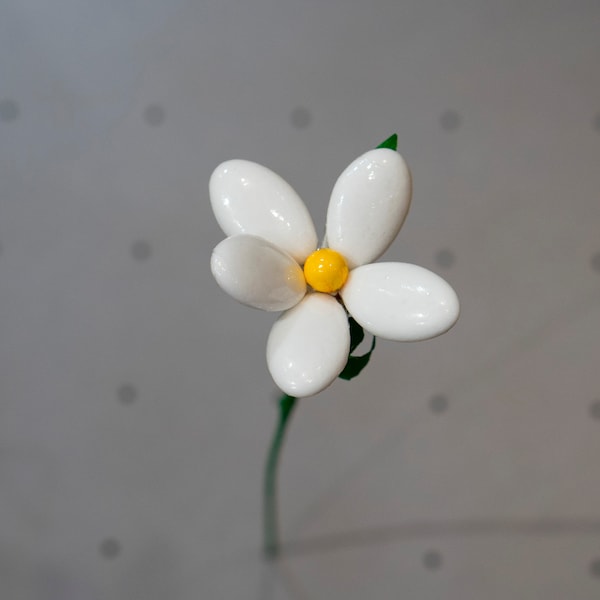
303,248,349,293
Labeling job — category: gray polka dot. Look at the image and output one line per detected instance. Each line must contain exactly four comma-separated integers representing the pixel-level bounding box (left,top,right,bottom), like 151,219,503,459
591,252,600,272
117,384,137,405
131,240,152,261
99,538,121,559
0,99,19,122
290,107,312,129
592,113,600,132
435,249,455,268
430,394,448,414
590,558,600,577
590,400,600,419
423,550,443,570
143,104,165,127
440,109,460,132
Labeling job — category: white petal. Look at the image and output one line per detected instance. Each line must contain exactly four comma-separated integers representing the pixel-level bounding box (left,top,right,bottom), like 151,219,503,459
340,263,459,341
267,294,350,397
210,160,318,264
211,235,306,311
326,148,412,268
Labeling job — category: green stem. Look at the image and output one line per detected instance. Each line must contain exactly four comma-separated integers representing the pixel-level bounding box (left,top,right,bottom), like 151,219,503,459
263,393,297,559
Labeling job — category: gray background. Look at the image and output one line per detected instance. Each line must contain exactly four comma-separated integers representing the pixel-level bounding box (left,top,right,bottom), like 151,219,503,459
2,0,600,598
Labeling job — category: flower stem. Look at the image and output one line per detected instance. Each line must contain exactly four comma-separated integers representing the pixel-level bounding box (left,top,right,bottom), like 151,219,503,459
263,393,297,559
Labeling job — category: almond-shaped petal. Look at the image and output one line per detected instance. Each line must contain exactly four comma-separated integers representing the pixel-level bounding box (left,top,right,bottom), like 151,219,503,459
267,294,350,397
326,148,412,269
211,235,306,311
210,160,318,264
340,263,459,341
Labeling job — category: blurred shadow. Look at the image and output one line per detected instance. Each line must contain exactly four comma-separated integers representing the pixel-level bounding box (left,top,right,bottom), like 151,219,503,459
280,517,600,557
255,517,600,598
257,558,313,600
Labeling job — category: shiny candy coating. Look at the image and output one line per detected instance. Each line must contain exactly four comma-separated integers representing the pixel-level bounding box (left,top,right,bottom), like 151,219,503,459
267,293,350,397
340,262,460,341
211,235,306,311
327,149,411,269
210,160,318,264
209,142,460,397
303,248,349,293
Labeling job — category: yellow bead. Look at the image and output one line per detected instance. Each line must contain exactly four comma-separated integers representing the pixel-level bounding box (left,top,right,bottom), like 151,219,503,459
303,248,349,293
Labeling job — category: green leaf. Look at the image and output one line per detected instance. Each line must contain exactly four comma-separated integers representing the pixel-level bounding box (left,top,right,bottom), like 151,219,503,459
339,327,377,381
376,133,398,151
348,316,365,354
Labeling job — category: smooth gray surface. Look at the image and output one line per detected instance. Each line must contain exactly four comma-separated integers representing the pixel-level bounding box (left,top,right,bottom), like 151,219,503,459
1,0,600,597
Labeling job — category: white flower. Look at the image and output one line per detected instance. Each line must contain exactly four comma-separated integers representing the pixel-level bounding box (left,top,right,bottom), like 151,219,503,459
210,147,459,397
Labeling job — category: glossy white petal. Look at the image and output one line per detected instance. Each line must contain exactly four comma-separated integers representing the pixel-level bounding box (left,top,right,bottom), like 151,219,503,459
326,148,412,268
340,263,459,341
211,235,306,311
210,160,318,264
267,294,350,397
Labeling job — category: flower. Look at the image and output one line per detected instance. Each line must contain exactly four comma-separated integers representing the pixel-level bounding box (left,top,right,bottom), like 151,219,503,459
210,145,459,397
